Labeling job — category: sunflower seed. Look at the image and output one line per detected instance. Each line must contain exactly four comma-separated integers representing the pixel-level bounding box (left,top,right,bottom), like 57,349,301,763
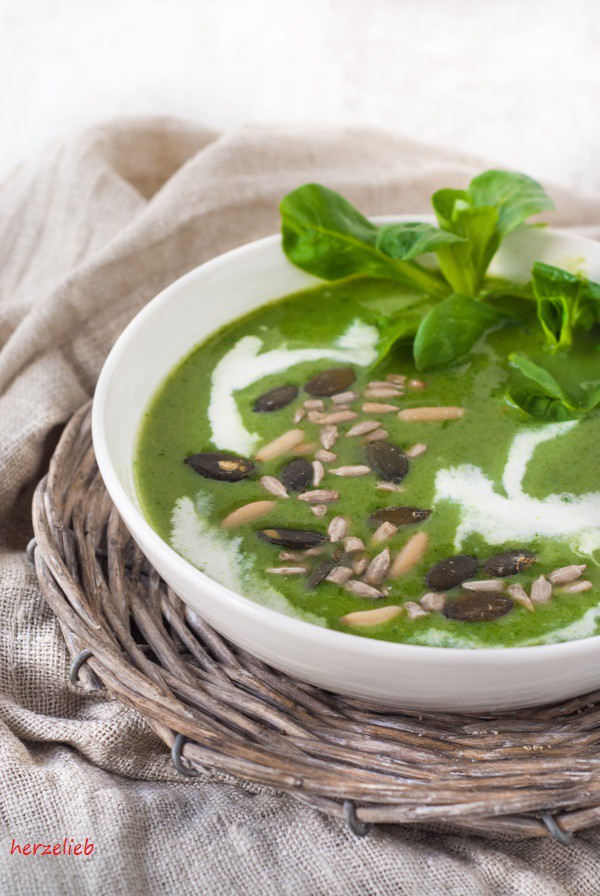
317,410,358,425
315,448,337,463
344,581,384,600
368,381,402,390
405,443,428,458
279,551,302,561
185,451,256,482
463,579,504,593
548,564,587,585
367,441,408,483
425,554,478,591
266,566,308,576
320,424,338,450
365,388,401,400
353,555,369,575
390,531,429,577
260,475,289,499
407,379,427,390
341,605,403,627
332,390,359,405
364,428,390,442
362,403,398,414
530,575,552,604
305,367,356,397
312,460,325,487
304,399,325,411
329,465,371,477
328,516,348,542
307,559,335,589
254,385,299,412
376,481,403,492
364,547,391,585
420,592,445,612
405,601,428,620
484,550,537,577
304,546,326,557
368,506,431,527
443,593,514,621
258,528,327,549
327,566,354,585
507,583,535,611
398,407,465,422
563,580,593,593
298,489,339,505
311,504,328,517
255,428,305,461
371,521,398,544
344,537,365,553
386,374,407,385
222,500,276,528
347,420,381,437
293,407,306,423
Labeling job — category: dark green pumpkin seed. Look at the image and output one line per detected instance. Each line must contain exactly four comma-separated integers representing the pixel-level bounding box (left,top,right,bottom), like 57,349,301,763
185,451,255,482
484,550,537,577
253,384,298,412
443,592,514,621
257,528,327,549
281,458,313,493
304,367,355,397
368,506,431,527
366,441,408,483
426,555,479,591
307,559,335,589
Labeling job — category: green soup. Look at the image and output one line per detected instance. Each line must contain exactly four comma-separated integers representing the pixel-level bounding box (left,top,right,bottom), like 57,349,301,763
135,277,600,648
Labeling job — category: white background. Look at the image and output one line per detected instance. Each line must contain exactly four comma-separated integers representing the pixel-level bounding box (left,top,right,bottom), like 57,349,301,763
2,0,600,193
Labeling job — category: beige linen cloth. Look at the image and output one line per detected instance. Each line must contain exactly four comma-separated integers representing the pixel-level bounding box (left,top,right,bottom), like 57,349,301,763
3,119,600,896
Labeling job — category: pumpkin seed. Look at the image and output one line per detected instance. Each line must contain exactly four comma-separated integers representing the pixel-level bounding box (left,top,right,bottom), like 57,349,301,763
281,458,313,493
483,550,537,577
253,384,298,412
185,451,256,482
425,554,479,591
366,441,409,483
307,558,335,589
368,506,431,527
443,592,514,621
257,528,327,549
305,367,355,396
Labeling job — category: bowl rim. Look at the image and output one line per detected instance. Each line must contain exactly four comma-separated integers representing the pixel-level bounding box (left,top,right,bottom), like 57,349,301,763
92,218,600,665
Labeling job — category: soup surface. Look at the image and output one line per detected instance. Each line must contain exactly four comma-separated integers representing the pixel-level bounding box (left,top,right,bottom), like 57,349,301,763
135,277,600,648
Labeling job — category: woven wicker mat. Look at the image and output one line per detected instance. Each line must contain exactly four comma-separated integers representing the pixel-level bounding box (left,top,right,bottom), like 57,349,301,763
30,402,600,844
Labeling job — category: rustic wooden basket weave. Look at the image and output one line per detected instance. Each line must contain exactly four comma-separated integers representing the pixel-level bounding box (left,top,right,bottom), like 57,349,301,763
31,402,600,843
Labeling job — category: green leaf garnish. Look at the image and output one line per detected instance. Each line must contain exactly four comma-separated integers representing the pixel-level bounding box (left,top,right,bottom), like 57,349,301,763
414,294,510,371
280,184,448,297
532,261,600,350
507,352,600,420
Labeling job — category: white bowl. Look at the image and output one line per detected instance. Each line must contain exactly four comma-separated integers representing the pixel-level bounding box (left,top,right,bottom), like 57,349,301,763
93,218,600,712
